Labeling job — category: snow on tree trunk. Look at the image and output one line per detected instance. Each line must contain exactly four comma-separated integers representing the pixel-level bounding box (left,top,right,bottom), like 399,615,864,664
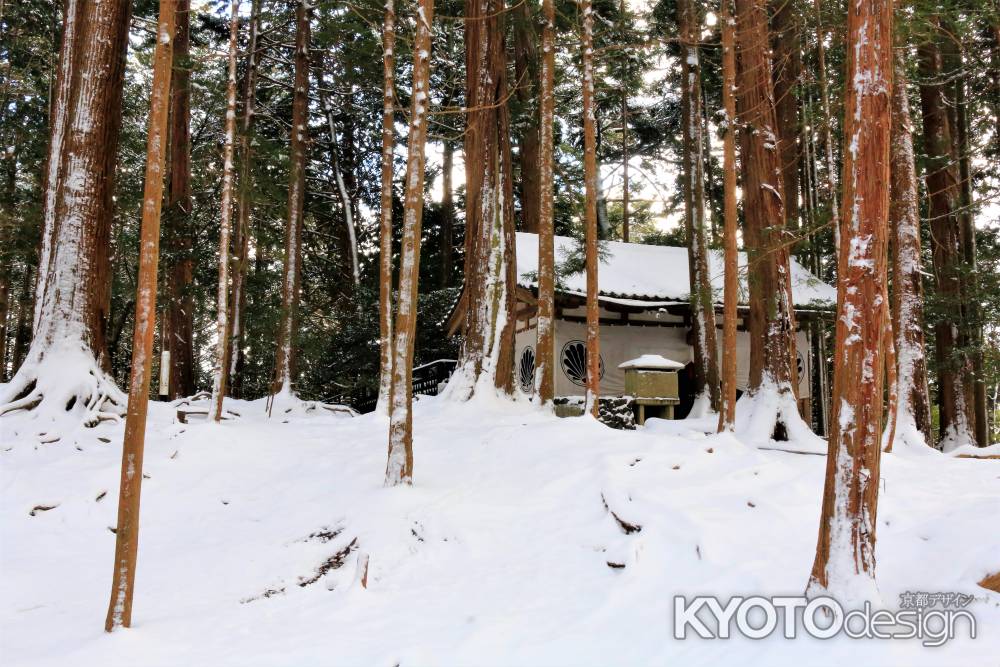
272,0,310,399
917,28,976,451
376,0,397,416
807,0,891,602
210,0,241,423
0,0,130,435
581,0,600,417
385,0,434,486
445,0,517,401
732,0,811,444
717,0,738,432
104,0,175,631
886,50,931,449
228,0,262,398
678,0,720,416
535,0,557,406
163,0,196,400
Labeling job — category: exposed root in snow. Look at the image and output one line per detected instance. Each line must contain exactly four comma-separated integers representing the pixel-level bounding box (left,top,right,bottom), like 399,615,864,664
601,493,642,534
265,388,357,421
734,381,824,453
297,538,358,588
979,571,1000,593
0,346,125,441
29,504,59,516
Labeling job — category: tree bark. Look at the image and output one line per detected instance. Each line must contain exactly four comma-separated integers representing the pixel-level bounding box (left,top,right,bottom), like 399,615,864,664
0,0,130,429
164,0,196,399
812,0,840,260
888,49,931,448
581,0,600,417
678,0,720,414
228,0,262,399
717,0,738,432
535,0,556,405
440,139,455,288
449,0,518,399
952,59,988,446
210,0,240,423
272,0,310,397
917,27,976,450
512,0,541,233
808,0,891,598
105,0,174,631
386,0,434,486
733,0,803,440
771,0,801,230
376,0,396,415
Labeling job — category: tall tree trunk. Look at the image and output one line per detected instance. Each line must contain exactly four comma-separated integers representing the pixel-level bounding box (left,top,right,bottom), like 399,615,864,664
376,0,396,415
512,0,541,233
210,0,240,423
952,60,988,446
917,26,976,450
733,0,805,441
318,69,361,288
808,0,891,599
770,0,801,230
621,92,630,242
535,0,556,404
164,0,196,399
10,264,32,376
717,0,738,432
229,0,262,399
0,0,130,430
582,0,600,417
272,0,310,397
679,0,720,414
812,0,840,260
0,154,13,381
888,49,931,448
448,0,517,399
440,138,455,288
104,0,174,631
385,0,434,486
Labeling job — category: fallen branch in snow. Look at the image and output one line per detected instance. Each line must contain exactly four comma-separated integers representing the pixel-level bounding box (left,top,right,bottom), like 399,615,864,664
29,504,58,516
298,538,358,588
600,493,642,534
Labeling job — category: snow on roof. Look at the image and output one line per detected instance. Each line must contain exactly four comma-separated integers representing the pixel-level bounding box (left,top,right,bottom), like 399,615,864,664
515,232,836,309
618,354,686,370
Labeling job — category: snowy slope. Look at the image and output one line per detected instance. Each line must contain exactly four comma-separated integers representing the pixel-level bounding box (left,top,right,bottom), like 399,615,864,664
1,395,998,666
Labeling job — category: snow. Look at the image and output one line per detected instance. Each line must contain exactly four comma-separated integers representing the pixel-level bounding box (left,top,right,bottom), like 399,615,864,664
2,395,998,665
618,354,685,370
515,233,836,308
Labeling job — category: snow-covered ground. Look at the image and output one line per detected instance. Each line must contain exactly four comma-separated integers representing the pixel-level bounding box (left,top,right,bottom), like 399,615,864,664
2,394,998,666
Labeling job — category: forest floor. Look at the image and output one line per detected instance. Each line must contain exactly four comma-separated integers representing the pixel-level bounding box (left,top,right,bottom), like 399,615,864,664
1,392,999,666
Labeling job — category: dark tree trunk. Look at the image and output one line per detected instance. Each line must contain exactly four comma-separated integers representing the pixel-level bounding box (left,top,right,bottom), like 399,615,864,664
272,0,310,396
164,0,196,399
512,0,541,233
770,0,801,230
917,27,977,450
